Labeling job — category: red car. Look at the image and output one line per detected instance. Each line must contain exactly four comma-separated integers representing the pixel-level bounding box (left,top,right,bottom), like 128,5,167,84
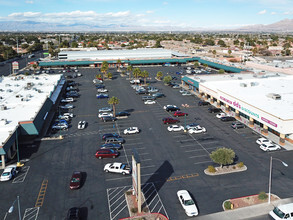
162,117,180,124
69,171,82,190
173,111,188,117
95,149,119,159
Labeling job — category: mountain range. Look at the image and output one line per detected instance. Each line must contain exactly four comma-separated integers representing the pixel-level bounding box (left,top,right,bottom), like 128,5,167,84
0,19,292,32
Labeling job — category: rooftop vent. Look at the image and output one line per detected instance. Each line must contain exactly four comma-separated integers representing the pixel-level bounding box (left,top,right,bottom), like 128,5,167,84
250,82,258,86
240,83,247,87
1,105,7,110
267,93,281,100
0,119,7,125
230,74,234,77
238,77,242,80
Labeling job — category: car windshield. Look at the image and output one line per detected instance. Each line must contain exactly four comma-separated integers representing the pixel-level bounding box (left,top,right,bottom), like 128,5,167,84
71,178,80,183
273,207,285,218
2,172,10,176
185,199,195,206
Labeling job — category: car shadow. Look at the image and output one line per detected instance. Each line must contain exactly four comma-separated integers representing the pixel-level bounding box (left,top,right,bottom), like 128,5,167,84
79,207,88,220
80,172,87,189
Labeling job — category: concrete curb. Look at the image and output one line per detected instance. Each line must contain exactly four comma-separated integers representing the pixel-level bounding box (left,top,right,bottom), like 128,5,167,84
204,165,247,176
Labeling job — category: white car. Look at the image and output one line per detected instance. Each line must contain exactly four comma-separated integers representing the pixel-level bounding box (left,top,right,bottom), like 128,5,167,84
78,121,86,130
216,112,226,119
179,89,186,93
63,113,74,118
182,92,192,96
104,163,131,175
98,112,113,118
167,125,184,132
260,143,281,152
256,137,273,145
61,97,74,103
144,100,156,105
177,190,198,217
188,126,206,134
0,165,19,181
97,88,108,93
124,127,140,135
163,105,177,110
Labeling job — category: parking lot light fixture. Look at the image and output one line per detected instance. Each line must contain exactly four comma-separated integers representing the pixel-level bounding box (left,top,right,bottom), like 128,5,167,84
268,156,288,204
4,195,22,220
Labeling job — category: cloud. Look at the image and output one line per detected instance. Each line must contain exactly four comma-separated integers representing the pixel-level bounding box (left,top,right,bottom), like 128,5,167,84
258,9,267,14
271,11,277,14
146,10,154,14
25,0,34,3
163,1,168,5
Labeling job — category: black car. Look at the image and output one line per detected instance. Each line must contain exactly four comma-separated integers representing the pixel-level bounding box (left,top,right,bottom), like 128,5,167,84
136,90,147,95
96,84,105,89
116,111,130,117
165,106,180,112
221,116,236,122
208,107,221,113
231,121,245,129
152,92,165,98
102,133,121,140
66,207,81,220
141,96,156,101
101,116,117,122
198,101,210,106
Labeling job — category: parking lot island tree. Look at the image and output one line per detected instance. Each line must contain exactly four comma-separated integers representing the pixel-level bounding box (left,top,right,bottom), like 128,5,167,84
156,71,163,80
163,75,172,85
101,61,109,80
127,65,133,80
140,70,149,85
108,96,119,117
133,67,141,84
117,59,121,72
107,72,112,79
194,61,199,68
210,147,236,168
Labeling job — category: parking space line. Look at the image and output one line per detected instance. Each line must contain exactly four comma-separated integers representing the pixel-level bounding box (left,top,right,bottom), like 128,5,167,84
194,160,212,165
140,158,152,162
106,176,131,181
185,146,218,152
35,179,48,207
124,147,146,151
189,154,209,158
166,173,199,182
179,143,199,147
111,204,128,220
141,165,155,169
109,186,128,202
23,207,40,220
12,166,30,183
123,142,144,145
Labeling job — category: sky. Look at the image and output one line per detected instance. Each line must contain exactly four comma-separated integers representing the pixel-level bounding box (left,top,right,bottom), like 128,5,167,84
0,0,292,30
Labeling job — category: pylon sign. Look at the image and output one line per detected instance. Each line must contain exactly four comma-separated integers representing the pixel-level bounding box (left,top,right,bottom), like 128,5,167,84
12,61,19,70
132,148,141,213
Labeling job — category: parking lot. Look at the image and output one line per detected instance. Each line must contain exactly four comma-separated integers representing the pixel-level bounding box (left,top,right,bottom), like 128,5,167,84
2,65,293,220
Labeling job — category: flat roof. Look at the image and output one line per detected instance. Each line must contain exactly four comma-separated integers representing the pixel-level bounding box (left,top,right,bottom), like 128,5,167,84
0,74,62,146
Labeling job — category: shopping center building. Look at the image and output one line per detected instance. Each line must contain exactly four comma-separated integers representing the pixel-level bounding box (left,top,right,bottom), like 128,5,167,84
181,73,293,146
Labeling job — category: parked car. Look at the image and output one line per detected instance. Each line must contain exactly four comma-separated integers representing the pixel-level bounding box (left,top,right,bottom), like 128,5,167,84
260,143,281,152
69,171,82,190
96,84,105,89
167,125,184,132
124,127,140,135
172,84,180,89
163,105,177,110
60,104,74,109
186,123,199,130
104,136,125,145
52,123,68,130
101,116,117,122
144,100,156,105
102,133,121,140
152,92,165,98
99,107,113,112
136,89,147,95
231,121,245,129
100,143,122,150
141,96,156,101
177,190,198,217
66,207,81,220
77,121,86,130
104,162,131,175
63,112,74,118
96,93,109,99
0,165,19,181
182,91,192,96
188,125,206,134
148,88,159,93
98,112,113,118
220,116,236,122
174,111,188,117
95,149,119,159
198,101,210,106
116,111,130,117
179,88,186,93
208,107,221,113
256,137,272,145
97,88,108,93
162,117,180,124
61,97,74,103
216,112,226,119
165,106,180,112
58,115,70,121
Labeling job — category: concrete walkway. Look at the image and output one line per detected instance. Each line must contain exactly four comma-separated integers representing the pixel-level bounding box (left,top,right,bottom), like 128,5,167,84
196,197,293,220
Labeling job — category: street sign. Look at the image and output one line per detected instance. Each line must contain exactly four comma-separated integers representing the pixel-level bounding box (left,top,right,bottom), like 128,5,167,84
12,61,19,70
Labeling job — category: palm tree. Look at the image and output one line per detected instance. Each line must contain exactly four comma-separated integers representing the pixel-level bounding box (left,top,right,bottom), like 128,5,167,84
133,68,141,84
203,63,208,70
117,59,121,72
140,70,149,85
156,71,163,80
108,96,119,117
32,64,37,74
127,65,133,79
194,61,199,68
101,61,109,80
107,72,112,79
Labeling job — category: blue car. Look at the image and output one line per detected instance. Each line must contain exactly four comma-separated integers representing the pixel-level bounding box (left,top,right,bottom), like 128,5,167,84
100,143,122,150
96,84,105,89
96,94,109,99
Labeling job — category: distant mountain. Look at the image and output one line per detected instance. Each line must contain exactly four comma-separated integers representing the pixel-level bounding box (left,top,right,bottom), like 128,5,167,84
0,19,292,32
234,19,293,32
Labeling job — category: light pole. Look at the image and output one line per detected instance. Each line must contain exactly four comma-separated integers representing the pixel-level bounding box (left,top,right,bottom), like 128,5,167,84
3,195,21,220
268,156,288,204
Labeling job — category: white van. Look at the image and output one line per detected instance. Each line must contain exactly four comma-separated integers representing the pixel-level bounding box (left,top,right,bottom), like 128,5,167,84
270,203,293,219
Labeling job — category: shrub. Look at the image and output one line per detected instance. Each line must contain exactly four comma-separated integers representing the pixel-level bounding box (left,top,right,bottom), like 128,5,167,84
232,166,236,169
258,192,268,200
224,201,232,210
237,162,244,168
131,207,138,213
208,165,216,173
125,191,132,195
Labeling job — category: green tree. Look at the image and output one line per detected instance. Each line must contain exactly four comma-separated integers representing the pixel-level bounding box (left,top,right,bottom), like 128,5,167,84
163,75,172,85
203,63,208,69
32,64,38,74
218,69,225,74
212,50,217,58
140,70,149,85
210,147,235,168
101,61,109,80
127,65,133,79
133,68,141,83
108,96,119,117
217,40,226,47
107,72,113,79
156,71,163,80
71,41,78,48
117,59,122,72
194,61,199,68
228,49,232,57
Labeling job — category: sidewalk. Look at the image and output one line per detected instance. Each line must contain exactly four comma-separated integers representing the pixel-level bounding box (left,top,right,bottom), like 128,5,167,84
196,197,293,220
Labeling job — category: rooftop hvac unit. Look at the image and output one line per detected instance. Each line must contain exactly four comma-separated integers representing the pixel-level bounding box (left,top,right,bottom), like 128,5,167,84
240,83,247,87
230,74,234,77
200,79,205,83
1,105,7,110
266,93,281,100
238,77,242,80
0,119,7,125
250,82,258,86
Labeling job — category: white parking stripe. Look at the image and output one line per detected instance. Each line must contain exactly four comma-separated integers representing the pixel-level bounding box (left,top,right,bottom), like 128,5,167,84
189,154,209,158
194,160,212,165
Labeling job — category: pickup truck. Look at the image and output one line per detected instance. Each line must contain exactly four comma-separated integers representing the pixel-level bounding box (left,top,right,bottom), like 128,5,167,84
103,162,131,175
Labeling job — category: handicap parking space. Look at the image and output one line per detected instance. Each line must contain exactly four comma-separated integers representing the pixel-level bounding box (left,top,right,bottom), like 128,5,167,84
12,166,30,183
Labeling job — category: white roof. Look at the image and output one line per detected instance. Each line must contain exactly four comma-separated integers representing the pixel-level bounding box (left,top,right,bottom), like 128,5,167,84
0,74,62,146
